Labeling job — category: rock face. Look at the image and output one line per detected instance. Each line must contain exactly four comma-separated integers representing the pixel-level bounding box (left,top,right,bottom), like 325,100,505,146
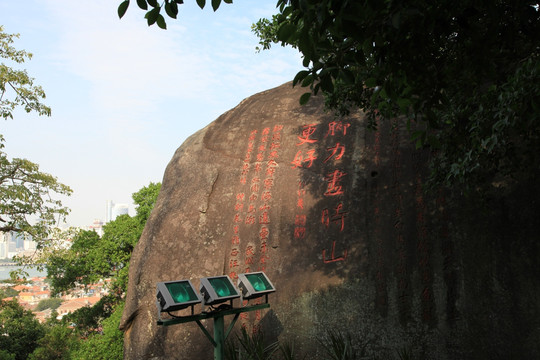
120,82,540,359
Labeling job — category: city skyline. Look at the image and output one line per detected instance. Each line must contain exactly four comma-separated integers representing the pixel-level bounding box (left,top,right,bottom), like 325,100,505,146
0,1,303,227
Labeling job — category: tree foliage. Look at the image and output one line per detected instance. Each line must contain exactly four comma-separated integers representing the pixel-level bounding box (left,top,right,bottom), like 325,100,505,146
0,350,15,360
132,181,161,225
64,294,117,336
0,26,71,245
119,1,540,191
43,182,160,344
0,26,50,119
28,324,78,360
46,182,161,296
46,230,101,295
0,286,18,299
117,0,233,29
0,299,44,360
35,297,63,312
69,303,125,360
252,0,540,190
0,137,72,236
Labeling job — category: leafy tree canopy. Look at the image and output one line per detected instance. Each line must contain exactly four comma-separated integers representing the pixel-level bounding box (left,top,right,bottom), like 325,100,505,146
35,297,63,312
0,139,72,235
44,182,160,341
45,216,138,296
69,302,125,360
28,323,78,360
0,26,71,246
0,286,18,299
0,26,50,119
64,294,117,336
0,350,15,360
46,230,101,295
0,299,44,360
132,181,161,225
46,182,161,296
253,0,540,191
119,1,540,192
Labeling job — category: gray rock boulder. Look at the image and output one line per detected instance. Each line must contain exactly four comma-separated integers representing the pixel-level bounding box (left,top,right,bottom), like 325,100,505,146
120,82,540,360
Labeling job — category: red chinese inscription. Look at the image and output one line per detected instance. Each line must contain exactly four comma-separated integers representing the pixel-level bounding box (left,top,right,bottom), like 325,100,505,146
322,240,348,263
324,170,347,196
297,124,318,145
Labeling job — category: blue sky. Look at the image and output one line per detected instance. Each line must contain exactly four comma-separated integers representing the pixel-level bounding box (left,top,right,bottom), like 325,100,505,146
1,0,302,227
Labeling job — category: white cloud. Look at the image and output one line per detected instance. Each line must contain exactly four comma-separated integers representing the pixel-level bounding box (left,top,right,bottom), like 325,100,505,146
2,0,304,227
45,1,213,115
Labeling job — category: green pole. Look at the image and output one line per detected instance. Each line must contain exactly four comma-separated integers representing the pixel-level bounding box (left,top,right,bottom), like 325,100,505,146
213,314,225,360
157,303,270,358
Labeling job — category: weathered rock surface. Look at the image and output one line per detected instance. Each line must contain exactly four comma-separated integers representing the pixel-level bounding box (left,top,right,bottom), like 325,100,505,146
120,82,540,359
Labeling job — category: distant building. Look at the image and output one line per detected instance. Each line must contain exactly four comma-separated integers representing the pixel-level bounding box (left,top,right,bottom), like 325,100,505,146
0,232,18,259
23,234,37,251
87,219,104,237
106,200,129,222
56,296,101,320
0,232,8,259
0,231,38,259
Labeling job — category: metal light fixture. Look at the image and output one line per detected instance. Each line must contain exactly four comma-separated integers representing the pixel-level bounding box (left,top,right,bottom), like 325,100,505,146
156,273,276,360
199,275,240,306
156,280,202,313
237,272,276,301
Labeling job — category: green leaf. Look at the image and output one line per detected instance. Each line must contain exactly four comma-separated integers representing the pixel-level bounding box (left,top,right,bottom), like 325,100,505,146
391,12,401,29
364,77,377,88
118,1,130,19
301,74,314,87
320,74,334,93
146,7,160,25
223,0,233,3
171,1,179,15
136,0,148,10
164,2,178,18
426,134,441,149
312,82,321,95
297,27,311,52
147,0,158,7
339,69,355,85
211,0,221,11
397,98,411,112
156,14,167,29
299,92,311,105
277,23,297,42
196,0,206,9
293,70,310,86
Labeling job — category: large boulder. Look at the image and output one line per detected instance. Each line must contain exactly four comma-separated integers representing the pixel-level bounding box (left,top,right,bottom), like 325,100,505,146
120,82,540,359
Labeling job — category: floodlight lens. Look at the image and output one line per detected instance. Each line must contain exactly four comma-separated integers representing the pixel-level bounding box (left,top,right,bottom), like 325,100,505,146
166,282,198,303
245,273,272,291
208,277,237,297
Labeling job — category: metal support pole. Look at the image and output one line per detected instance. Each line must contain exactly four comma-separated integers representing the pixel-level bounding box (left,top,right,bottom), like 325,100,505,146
213,314,225,360
157,303,270,359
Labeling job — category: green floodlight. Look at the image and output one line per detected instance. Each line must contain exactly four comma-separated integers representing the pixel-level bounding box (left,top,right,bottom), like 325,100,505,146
237,272,276,300
199,275,240,306
157,280,202,313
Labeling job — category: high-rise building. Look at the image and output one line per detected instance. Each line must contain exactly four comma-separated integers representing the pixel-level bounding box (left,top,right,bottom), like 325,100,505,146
106,201,130,223
0,232,19,259
0,232,8,259
106,200,113,223
21,232,36,251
